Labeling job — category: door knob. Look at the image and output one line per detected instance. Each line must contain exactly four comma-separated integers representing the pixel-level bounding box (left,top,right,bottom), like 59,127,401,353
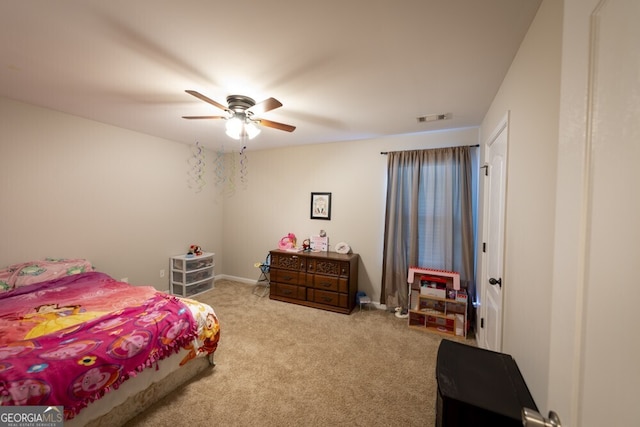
522,408,562,427
489,277,502,287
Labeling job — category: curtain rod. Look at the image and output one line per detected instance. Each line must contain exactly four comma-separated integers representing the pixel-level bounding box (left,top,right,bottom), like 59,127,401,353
380,144,479,155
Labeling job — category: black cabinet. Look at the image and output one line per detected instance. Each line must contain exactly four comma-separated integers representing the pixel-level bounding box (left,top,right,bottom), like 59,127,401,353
436,340,537,426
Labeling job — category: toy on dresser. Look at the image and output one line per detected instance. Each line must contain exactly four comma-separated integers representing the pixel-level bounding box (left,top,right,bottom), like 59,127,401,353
278,233,297,250
187,244,203,257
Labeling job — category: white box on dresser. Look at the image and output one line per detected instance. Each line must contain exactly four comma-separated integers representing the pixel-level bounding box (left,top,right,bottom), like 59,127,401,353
170,252,215,297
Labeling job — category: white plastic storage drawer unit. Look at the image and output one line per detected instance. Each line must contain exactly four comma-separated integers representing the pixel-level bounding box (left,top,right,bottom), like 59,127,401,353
170,252,215,297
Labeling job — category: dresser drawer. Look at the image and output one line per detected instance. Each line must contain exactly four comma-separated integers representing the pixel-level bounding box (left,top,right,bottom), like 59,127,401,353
271,268,304,285
313,275,338,292
172,267,213,284
313,289,348,308
307,259,350,277
272,283,306,301
272,253,306,271
312,275,349,293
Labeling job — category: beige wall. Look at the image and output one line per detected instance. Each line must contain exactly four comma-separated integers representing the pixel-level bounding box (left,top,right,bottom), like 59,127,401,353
221,128,479,303
0,96,478,302
478,0,562,409
0,97,223,290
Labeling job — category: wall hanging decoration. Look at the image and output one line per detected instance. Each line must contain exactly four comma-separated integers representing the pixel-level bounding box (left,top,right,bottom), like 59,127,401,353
187,141,206,193
239,145,248,189
212,146,240,197
214,147,226,188
226,150,238,196
310,192,331,220
211,145,251,197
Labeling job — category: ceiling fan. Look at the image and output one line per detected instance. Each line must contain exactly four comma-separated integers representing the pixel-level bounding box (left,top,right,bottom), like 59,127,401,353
182,90,296,140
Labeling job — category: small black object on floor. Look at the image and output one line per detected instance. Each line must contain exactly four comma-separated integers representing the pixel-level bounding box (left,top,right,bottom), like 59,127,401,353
435,339,537,427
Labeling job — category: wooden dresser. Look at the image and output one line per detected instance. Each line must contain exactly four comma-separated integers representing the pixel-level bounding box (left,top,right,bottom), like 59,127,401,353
269,249,359,314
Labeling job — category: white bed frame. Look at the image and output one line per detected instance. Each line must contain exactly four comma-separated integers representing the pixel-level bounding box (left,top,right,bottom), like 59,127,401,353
66,348,214,426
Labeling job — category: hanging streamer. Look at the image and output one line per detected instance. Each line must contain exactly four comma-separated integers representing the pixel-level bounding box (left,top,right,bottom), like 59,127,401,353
187,141,206,192
239,145,248,188
208,141,251,198
214,147,225,187
224,151,238,197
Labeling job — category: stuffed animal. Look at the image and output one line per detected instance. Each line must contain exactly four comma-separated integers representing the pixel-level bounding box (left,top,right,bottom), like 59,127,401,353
188,245,203,256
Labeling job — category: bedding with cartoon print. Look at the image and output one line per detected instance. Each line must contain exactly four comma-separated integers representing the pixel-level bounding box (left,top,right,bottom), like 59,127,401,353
0,258,95,292
0,270,220,420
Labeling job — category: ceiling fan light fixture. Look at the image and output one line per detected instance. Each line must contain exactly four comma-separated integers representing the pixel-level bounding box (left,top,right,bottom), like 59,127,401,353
183,90,295,139
225,116,243,140
245,121,261,139
225,116,260,140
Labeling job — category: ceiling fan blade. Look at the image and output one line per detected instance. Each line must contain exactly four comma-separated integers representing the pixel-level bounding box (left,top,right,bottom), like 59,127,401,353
257,118,296,132
248,97,282,115
182,115,227,120
185,90,228,111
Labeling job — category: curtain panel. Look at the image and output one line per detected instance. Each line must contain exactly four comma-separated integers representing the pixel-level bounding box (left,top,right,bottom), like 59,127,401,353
381,146,475,309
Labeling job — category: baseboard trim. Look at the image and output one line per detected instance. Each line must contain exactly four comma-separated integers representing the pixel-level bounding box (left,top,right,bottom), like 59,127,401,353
214,274,256,285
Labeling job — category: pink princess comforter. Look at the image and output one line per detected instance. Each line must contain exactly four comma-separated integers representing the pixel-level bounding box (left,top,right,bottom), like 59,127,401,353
0,271,219,420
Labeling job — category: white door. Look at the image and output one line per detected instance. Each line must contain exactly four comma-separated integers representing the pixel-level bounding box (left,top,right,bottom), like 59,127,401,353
479,116,508,352
548,0,640,425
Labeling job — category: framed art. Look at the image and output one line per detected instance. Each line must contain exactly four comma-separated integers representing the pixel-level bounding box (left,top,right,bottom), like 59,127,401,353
310,192,331,220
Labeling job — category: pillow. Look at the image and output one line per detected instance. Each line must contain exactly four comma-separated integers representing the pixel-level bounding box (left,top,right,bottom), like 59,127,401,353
0,258,94,292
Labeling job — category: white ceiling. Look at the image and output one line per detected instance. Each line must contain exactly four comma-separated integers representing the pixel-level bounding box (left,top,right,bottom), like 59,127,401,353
0,0,541,152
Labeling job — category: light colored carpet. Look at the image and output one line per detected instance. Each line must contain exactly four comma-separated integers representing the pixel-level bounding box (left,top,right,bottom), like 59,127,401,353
124,280,475,426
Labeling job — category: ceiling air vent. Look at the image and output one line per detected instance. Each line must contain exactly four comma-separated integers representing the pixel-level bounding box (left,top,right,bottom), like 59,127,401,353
417,113,452,123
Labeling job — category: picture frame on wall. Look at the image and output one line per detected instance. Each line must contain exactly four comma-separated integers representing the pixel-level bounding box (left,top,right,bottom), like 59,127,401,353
310,192,331,220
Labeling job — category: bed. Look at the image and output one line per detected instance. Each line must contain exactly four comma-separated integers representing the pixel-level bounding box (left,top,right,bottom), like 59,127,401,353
0,258,220,425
